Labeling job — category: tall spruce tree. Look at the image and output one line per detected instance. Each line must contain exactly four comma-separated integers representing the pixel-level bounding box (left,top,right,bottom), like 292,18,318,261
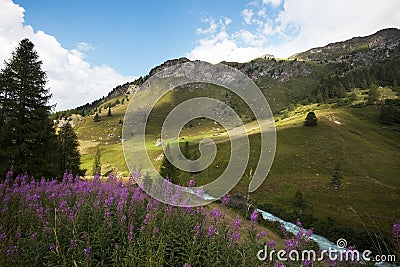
304,111,318,127
0,39,59,178
93,112,100,122
92,145,101,175
58,122,81,175
159,144,178,183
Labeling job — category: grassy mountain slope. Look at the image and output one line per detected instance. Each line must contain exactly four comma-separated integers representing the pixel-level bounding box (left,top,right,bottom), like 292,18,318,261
68,28,400,248
73,85,400,246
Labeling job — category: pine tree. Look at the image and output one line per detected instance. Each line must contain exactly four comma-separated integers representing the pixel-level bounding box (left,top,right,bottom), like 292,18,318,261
93,112,101,122
92,146,101,175
304,111,318,127
159,144,178,183
0,39,59,178
58,122,81,175
107,107,112,116
367,85,380,105
293,189,306,211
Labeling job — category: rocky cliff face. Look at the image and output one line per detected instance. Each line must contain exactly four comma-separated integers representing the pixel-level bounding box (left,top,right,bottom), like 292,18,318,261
76,28,400,109
148,57,191,77
223,58,313,82
292,28,400,66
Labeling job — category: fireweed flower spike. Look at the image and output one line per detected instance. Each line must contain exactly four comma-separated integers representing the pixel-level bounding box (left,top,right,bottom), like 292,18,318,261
208,225,216,236
250,209,259,226
84,246,91,258
221,194,230,205
188,179,196,187
209,207,223,222
232,218,241,231
193,224,201,237
256,231,267,239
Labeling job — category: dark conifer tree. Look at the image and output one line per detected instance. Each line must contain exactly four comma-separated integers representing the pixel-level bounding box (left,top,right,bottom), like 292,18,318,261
92,145,101,175
0,39,59,178
58,122,81,175
159,144,178,183
93,112,101,122
304,111,318,127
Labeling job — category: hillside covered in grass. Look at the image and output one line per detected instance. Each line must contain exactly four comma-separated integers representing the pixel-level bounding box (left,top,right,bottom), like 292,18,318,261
56,28,400,252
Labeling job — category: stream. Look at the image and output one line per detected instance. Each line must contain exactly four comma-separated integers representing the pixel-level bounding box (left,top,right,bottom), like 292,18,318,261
202,193,393,266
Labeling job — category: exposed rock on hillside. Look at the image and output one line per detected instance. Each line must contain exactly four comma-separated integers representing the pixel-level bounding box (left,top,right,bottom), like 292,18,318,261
149,57,191,77
223,59,312,82
291,28,400,66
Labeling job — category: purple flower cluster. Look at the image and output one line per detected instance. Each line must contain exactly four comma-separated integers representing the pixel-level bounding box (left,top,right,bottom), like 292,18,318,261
250,209,259,227
188,179,196,187
256,230,267,239
0,172,161,262
0,171,337,266
232,218,241,231
194,224,201,237
280,220,315,265
208,225,216,236
84,246,91,258
209,207,223,222
221,194,230,206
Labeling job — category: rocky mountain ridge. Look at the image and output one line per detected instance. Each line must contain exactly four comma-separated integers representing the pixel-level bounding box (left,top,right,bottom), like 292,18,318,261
65,28,400,114
291,28,400,65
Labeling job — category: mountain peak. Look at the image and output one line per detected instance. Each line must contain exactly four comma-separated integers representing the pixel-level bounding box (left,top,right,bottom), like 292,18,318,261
148,57,191,77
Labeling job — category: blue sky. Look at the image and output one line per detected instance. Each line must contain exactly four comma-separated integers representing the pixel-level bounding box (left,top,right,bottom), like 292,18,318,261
1,0,399,110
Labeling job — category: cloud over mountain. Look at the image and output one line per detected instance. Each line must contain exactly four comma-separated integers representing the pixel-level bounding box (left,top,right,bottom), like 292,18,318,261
187,0,400,63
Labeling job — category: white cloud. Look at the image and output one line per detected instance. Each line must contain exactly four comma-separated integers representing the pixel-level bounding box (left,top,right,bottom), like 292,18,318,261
241,9,254,25
188,0,400,63
196,17,218,34
187,30,267,64
262,0,282,7
224,17,233,26
257,8,266,17
235,30,256,44
272,0,400,57
0,0,131,111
